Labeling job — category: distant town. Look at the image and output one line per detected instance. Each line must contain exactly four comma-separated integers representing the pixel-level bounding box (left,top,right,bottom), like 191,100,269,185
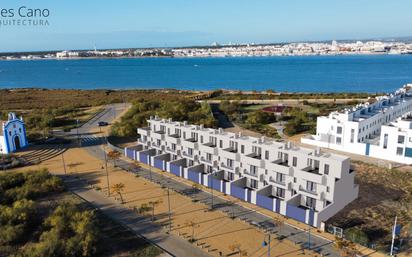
1,40,412,60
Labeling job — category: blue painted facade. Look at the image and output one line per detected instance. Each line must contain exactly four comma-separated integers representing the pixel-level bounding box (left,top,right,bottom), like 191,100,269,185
154,159,164,170
125,148,135,160
231,185,245,200
188,169,201,183
139,153,149,164
170,163,182,177
286,204,306,223
208,177,222,191
1,113,28,154
275,199,281,213
256,194,274,211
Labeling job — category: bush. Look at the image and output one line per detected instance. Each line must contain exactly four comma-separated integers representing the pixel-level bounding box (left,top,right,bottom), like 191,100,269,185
24,203,99,257
345,227,369,246
111,99,217,137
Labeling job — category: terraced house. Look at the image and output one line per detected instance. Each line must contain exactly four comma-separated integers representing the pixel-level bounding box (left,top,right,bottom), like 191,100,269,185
302,84,412,164
126,116,358,228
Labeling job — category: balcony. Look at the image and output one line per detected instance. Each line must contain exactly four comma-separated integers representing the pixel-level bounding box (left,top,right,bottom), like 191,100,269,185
266,159,291,174
182,151,194,159
137,127,151,137
299,185,318,196
242,152,263,168
298,167,323,184
199,142,218,155
269,176,286,186
181,137,199,150
220,162,234,171
243,168,258,178
221,147,240,161
166,133,181,144
151,142,164,151
200,156,213,165
166,146,179,155
153,130,165,141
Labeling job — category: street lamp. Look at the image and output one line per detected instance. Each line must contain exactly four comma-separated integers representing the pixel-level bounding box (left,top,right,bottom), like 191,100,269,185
210,169,218,210
262,234,272,257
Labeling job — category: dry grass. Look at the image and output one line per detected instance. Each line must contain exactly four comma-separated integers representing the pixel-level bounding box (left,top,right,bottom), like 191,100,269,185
329,161,412,251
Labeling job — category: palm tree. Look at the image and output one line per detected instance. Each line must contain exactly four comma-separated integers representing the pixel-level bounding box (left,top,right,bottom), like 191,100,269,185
229,242,247,257
107,150,121,167
185,219,199,243
148,199,163,221
334,237,351,257
138,203,152,216
111,182,125,203
273,215,285,235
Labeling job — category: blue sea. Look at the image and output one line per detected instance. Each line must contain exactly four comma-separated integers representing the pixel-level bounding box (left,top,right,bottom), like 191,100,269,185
0,55,412,92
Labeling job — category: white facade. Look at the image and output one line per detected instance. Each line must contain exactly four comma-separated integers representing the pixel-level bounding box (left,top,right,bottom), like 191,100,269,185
302,84,412,164
130,116,359,228
0,113,28,154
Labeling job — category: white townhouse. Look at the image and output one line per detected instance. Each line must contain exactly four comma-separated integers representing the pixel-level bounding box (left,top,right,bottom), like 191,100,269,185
302,84,412,164
126,116,359,228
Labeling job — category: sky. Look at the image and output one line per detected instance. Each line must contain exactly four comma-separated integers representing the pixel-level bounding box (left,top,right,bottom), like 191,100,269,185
0,0,411,52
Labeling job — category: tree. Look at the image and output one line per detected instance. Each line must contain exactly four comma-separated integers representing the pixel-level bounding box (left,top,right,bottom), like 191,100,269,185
148,199,163,221
229,242,248,257
138,203,153,216
273,215,286,235
185,219,199,243
107,150,121,167
111,183,125,203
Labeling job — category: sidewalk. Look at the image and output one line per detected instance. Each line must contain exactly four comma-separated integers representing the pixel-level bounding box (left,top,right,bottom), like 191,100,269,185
63,175,210,257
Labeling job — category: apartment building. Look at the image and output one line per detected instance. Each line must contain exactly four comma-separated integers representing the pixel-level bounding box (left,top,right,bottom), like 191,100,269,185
302,84,412,164
126,116,358,228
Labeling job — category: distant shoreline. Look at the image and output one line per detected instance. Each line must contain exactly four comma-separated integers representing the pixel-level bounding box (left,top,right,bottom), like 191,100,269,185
2,52,410,62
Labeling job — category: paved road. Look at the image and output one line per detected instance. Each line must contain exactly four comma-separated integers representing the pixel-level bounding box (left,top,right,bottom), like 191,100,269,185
65,104,211,257
73,103,339,257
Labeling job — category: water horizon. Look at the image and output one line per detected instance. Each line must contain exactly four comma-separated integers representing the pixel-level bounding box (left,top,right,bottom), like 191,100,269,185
1,55,412,93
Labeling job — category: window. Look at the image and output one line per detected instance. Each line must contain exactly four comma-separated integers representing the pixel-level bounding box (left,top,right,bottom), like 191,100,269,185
171,143,176,150
306,197,316,209
383,134,388,149
324,164,330,175
276,187,285,198
250,179,258,189
219,140,223,148
206,153,212,161
398,135,405,144
306,181,316,193
265,151,269,160
337,126,342,134
326,186,330,193
350,129,355,143
293,177,297,183
241,145,245,154
292,157,297,167
336,137,342,145
250,165,257,175
227,159,233,168
276,172,285,183
188,148,193,156
200,136,203,143
396,147,403,156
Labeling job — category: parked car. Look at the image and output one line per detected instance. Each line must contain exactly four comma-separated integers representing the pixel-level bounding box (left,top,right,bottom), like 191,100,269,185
98,121,109,126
